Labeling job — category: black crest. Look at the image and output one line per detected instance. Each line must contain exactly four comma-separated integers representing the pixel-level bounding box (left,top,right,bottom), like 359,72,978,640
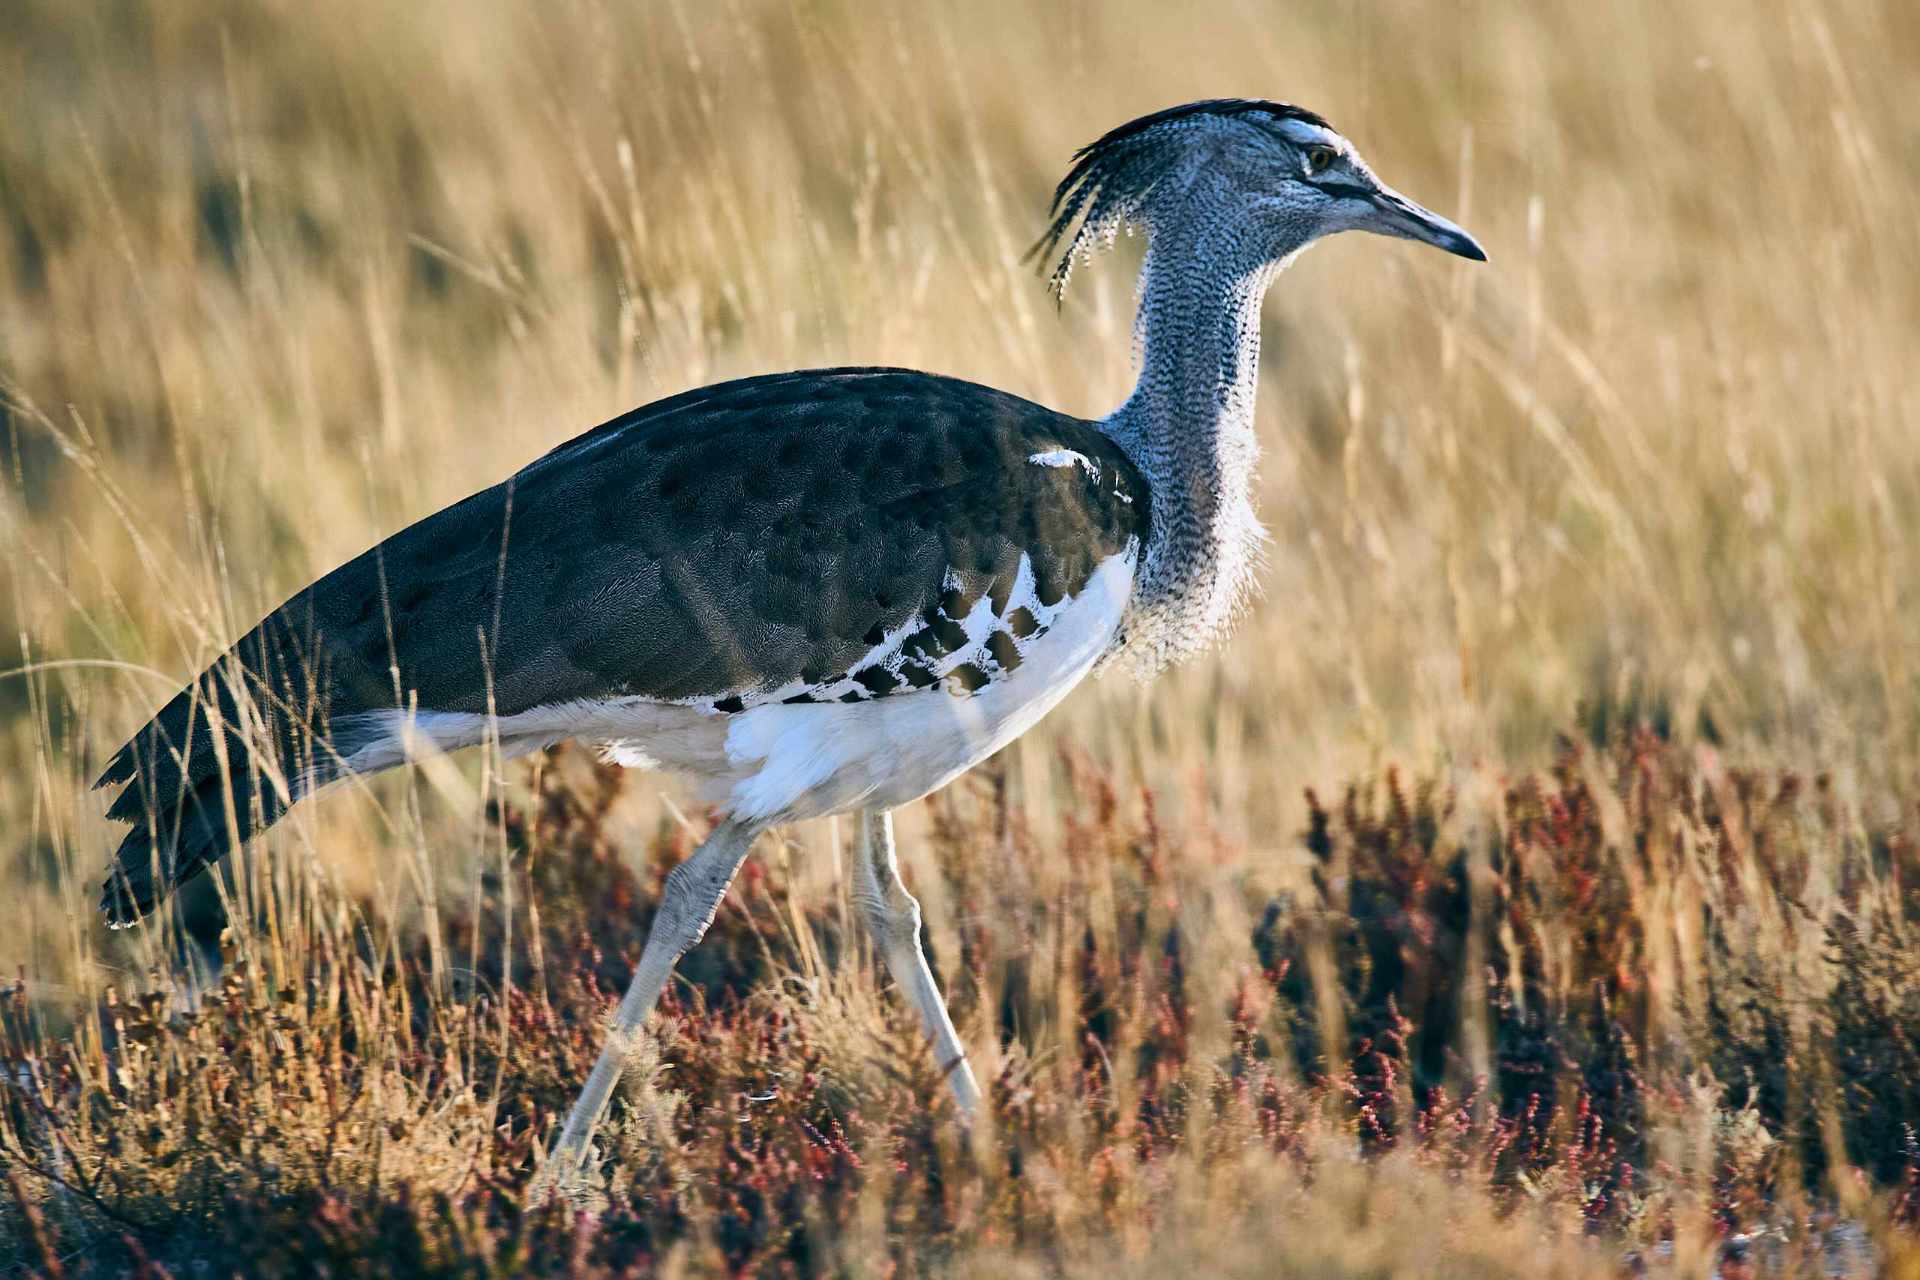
1030,98,1334,298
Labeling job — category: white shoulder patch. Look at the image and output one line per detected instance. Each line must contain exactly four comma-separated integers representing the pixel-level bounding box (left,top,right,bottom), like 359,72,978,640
1028,449,1099,479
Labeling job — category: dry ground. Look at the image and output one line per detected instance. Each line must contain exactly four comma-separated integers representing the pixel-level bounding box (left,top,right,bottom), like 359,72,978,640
5,0,1920,1274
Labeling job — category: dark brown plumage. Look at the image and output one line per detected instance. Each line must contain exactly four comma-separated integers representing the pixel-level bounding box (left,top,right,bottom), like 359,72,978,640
97,367,1149,925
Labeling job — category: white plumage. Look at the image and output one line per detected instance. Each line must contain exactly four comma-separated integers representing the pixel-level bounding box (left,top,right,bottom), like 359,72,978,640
336,548,1135,825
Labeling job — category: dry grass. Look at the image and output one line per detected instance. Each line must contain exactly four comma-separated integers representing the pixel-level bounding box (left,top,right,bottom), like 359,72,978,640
4,0,1920,1273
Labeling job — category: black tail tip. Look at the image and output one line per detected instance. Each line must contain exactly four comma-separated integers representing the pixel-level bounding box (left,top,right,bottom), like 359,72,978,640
100,868,155,931
93,752,137,790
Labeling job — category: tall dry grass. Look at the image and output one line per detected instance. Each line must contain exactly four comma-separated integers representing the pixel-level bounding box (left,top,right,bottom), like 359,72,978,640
4,0,1920,1273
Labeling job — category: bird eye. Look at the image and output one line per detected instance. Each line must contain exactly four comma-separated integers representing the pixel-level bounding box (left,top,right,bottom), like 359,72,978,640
1305,145,1338,175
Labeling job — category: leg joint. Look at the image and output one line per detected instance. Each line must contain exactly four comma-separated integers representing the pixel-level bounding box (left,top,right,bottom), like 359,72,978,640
853,879,922,950
656,840,741,955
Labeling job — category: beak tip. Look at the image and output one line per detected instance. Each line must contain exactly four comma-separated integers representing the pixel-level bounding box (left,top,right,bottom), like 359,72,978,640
1372,190,1488,263
1437,227,1488,262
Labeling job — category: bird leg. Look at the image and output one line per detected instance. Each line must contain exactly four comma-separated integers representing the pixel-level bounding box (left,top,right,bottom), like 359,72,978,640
541,819,758,1193
849,808,984,1119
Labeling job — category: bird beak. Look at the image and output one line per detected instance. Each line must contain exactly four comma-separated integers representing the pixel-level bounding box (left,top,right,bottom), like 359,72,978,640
1365,184,1487,262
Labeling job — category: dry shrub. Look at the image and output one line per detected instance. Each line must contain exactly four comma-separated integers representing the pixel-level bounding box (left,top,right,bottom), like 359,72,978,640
5,736,1920,1276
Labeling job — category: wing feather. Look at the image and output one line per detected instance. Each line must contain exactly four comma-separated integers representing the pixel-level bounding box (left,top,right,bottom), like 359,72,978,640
97,367,1149,924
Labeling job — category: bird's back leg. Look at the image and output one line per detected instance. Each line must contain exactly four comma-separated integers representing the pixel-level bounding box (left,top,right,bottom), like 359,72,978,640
540,818,759,1193
850,808,983,1119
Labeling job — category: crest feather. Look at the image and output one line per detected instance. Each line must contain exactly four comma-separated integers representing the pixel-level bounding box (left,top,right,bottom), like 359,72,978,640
1029,98,1334,298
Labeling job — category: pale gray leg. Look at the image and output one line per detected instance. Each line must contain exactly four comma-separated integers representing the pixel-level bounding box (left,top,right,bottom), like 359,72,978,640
850,808,983,1119
541,820,759,1191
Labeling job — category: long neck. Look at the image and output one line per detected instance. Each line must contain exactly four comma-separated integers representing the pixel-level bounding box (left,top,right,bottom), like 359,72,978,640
1101,212,1293,675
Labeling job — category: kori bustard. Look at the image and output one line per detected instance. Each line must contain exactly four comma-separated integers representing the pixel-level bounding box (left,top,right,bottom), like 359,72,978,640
95,98,1483,1182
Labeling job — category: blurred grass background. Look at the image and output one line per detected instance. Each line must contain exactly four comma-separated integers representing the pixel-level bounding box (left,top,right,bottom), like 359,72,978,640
5,0,1920,1273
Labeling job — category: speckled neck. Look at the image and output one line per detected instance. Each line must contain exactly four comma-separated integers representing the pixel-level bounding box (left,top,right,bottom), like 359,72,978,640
1101,195,1298,676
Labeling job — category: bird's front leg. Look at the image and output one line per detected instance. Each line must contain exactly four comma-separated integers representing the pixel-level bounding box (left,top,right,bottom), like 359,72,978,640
849,808,983,1119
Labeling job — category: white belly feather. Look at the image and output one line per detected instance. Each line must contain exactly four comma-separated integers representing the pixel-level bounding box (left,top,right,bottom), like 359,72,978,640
331,550,1135,825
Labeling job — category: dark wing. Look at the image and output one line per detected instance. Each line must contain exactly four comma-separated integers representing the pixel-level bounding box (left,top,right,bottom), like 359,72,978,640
96,367,1149,924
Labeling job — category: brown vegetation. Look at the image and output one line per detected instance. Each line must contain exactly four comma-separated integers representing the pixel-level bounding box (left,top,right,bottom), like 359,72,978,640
7,739,1920,1274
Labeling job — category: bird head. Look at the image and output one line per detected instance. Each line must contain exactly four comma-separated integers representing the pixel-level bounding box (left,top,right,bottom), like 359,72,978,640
1036,98,1485,296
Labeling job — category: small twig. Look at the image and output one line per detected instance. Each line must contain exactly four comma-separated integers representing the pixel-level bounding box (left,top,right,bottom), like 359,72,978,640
7,1168,67,1277
8,1151,152,1237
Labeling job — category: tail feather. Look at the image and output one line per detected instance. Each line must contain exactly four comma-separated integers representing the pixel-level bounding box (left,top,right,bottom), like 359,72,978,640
95,632,334,928
100,767,282,928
